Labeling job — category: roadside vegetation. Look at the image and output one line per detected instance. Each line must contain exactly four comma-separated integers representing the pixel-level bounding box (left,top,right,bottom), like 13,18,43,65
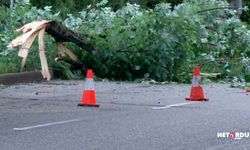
0,0,249,85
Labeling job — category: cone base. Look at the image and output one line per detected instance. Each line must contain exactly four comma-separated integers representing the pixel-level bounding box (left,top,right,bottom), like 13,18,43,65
185,97,209,101
186,86,208,101
78,104,100,107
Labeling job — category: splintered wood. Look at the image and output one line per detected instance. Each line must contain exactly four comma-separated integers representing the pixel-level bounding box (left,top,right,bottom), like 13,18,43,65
8,20,52,80
8,20,80,81
56,42,79,62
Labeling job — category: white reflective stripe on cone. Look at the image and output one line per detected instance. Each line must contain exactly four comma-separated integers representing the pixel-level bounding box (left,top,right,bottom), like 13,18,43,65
84,78,95,90
191,76,201,87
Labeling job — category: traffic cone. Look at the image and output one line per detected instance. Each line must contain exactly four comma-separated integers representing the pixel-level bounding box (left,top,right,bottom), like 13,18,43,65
185,67,209,101
78,69,99,107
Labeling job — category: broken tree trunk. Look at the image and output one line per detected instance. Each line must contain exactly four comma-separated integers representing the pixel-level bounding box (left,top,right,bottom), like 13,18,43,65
45,20,93,53
8,20,92,80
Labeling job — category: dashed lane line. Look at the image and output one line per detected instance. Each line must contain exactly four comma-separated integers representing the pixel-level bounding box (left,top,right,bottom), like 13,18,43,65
152,102,199,110
13,119,82,131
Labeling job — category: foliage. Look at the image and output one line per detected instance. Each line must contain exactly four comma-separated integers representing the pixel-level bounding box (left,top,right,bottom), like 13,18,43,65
27,0,183,17
0,0,250,82
0,0,9,7
64,0,250,82
241,0,250,23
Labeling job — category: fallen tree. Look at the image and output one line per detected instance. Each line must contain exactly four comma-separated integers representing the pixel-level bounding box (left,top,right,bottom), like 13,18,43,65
8,20,92,80
3,1,250,82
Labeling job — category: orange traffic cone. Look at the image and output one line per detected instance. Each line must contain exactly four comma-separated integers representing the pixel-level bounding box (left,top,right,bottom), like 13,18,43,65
186,67,209,101
78,69,99,107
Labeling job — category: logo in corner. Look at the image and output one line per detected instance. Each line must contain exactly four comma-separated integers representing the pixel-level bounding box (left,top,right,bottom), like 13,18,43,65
217,131,249,140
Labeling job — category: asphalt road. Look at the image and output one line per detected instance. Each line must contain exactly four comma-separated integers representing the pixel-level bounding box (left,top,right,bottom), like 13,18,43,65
0,80,249,150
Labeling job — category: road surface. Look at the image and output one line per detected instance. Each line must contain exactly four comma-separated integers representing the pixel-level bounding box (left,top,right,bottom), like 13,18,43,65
0,80,249,150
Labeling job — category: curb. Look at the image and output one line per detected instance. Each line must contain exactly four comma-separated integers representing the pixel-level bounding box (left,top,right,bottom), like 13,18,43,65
0,71,53,85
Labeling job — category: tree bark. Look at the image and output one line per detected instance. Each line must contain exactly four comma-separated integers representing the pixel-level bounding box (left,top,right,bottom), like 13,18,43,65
10,0,13,8
229,0,242,15
45,21,94,53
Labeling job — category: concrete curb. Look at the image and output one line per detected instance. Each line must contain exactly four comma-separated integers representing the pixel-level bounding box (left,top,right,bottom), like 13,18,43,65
0,71,53,85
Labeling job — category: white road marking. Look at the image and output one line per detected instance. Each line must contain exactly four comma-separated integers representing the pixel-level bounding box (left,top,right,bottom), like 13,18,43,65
152,102,199,110
13,119,82,131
